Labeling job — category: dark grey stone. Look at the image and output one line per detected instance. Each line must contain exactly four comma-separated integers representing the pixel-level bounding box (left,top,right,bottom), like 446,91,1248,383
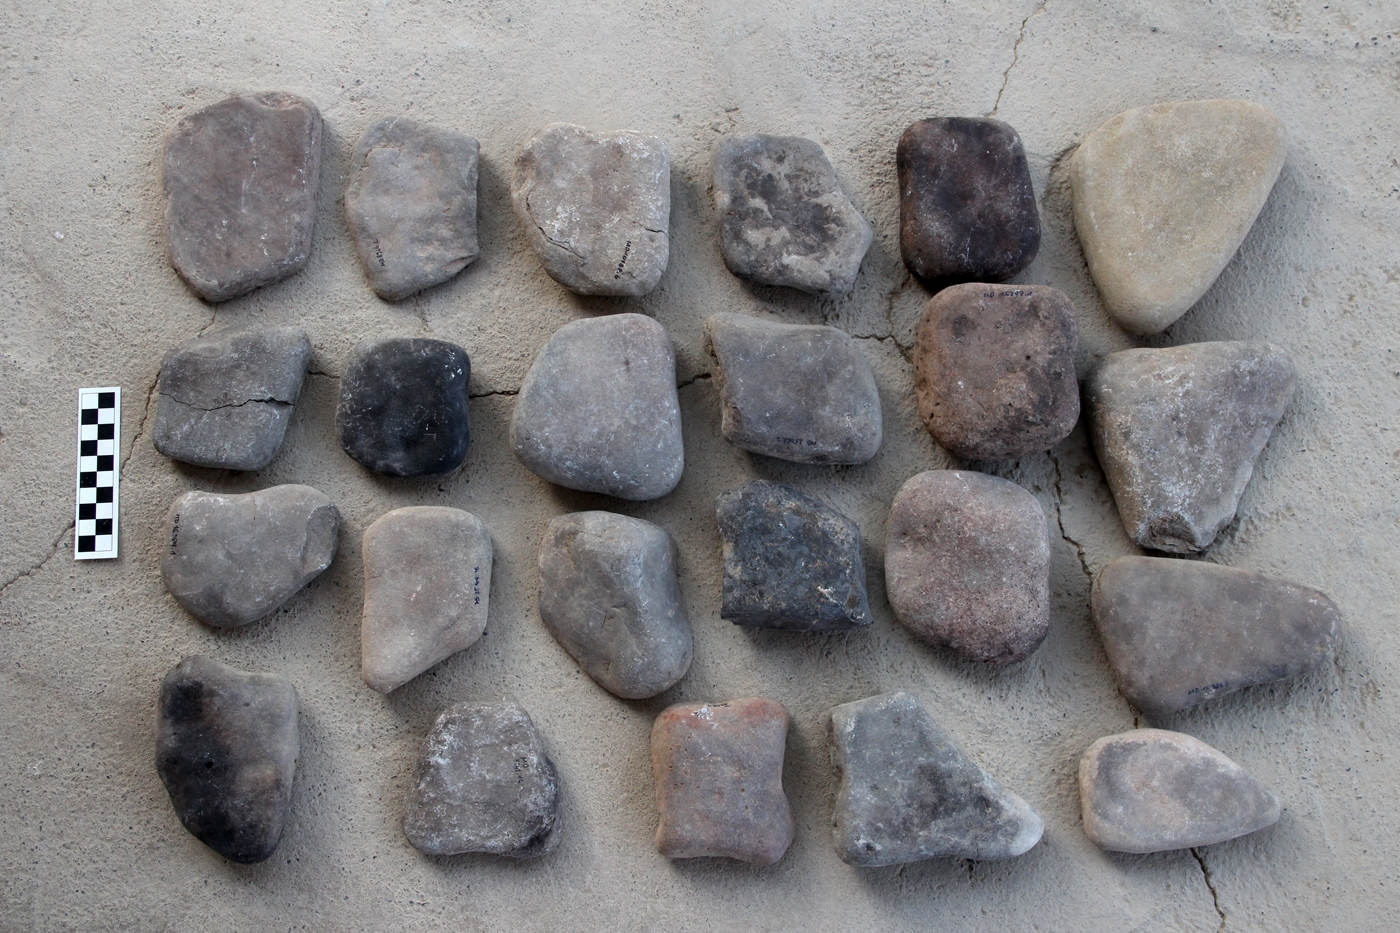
704,313,882,465
163,92,323,302
829,691,1043,866
402,700,560,858
1080,728,1281,853
713,134,872,296
337,337,472,477
715,481,870,632
538,511,692,699
160,485,340,628
156,656,299,864
1093,556,1340,716
1086,341,1296,553
152,324,313,471
345,117,480,301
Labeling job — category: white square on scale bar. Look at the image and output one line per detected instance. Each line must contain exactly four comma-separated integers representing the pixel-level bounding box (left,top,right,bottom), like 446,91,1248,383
74,387,120,560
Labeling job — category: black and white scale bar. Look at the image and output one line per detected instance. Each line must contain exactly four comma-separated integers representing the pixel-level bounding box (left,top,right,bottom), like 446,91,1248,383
75,387,120,560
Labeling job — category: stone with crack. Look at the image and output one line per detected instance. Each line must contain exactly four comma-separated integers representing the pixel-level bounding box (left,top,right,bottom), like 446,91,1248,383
344,117,480,301
716,480,871,632
1079,728,1282,853
160,484,340,628
152,324,313,471
704,313,882,465
156,655,299,864
1086,341,1296,553
511,123,670,296
402,700,560,858
712,133,872,296
538,511,692,699
163,92,323,302
829,691,1043,866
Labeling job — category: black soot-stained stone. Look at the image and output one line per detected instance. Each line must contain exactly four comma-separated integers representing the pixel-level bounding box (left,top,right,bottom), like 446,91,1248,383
337,337,472,477
156,655,299,864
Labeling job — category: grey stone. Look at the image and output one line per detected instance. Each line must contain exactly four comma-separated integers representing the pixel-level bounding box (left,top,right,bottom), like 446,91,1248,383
152,324,313,471
1086,341,1296,553
713,134,872,296
160,485,340,628
1079,728,1282,853
885,470,1049,664
1093,556,1340,716
704,313,882,465
344,117,480,301
402,700,560,858
512,123,670,296
163,92,323,302
538,511,692,699
829,691,1043,866
914,284,1079,460
156,656,299,864
361,507,493,694
716,481,870,632
510,313,683,500
652,698,793,864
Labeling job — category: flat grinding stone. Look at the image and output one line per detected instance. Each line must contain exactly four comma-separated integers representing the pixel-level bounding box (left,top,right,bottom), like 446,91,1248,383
156,656,299,864
829,691,1044,866
898,117,1040,288
337,337,472,477
1086,341,1296,554
1080,728,1282,854
1093,556,1340,716
512,123,670,296
704,313,882,465
715,480,871,632
712,133,872,296
886,470,1049,664
160,484,340,628
1070,99,1288,335
538,511,692,699
652,698,794,865
163,92,323,302
402,700,560,858
344,117,480,301
914,284,1079,460
510,313,683,500
152,324,313,471
361,507,493,694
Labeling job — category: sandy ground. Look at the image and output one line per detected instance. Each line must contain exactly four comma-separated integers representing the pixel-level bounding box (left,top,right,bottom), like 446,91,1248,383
1,1,1397,930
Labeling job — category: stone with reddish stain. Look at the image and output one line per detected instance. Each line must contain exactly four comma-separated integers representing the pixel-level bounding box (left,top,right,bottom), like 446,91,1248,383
652,698,794,865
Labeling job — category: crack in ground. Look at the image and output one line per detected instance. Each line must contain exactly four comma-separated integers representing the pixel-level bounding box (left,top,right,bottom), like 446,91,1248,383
0,521,74,601
676,372,712,390
469,388,521,398
119,373,160,477
991,0,1049,117
1192,848,1227,932
307,370,340,379
1049,446,1093,582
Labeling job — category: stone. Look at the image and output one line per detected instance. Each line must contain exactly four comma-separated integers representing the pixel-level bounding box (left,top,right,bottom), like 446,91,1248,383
712,134,872,296
715,481,871,632
344,117,480,301
1092,556,1340,716
160,484,340,628
512,123,670,296
897,117,1040,288
914,284,1079,460
652,698,793,864
829,691,1043,866
337,337,472,477
885,470,1049,664
704,313,882,465
402,700,560,858
152,324,313,471
510,313,683,500
1086,341,1296,553
1070,99,1288,335
537,511,692,699
361,507,494,694
1079,728,1282,853
156,656,299,863
163,92,323,302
